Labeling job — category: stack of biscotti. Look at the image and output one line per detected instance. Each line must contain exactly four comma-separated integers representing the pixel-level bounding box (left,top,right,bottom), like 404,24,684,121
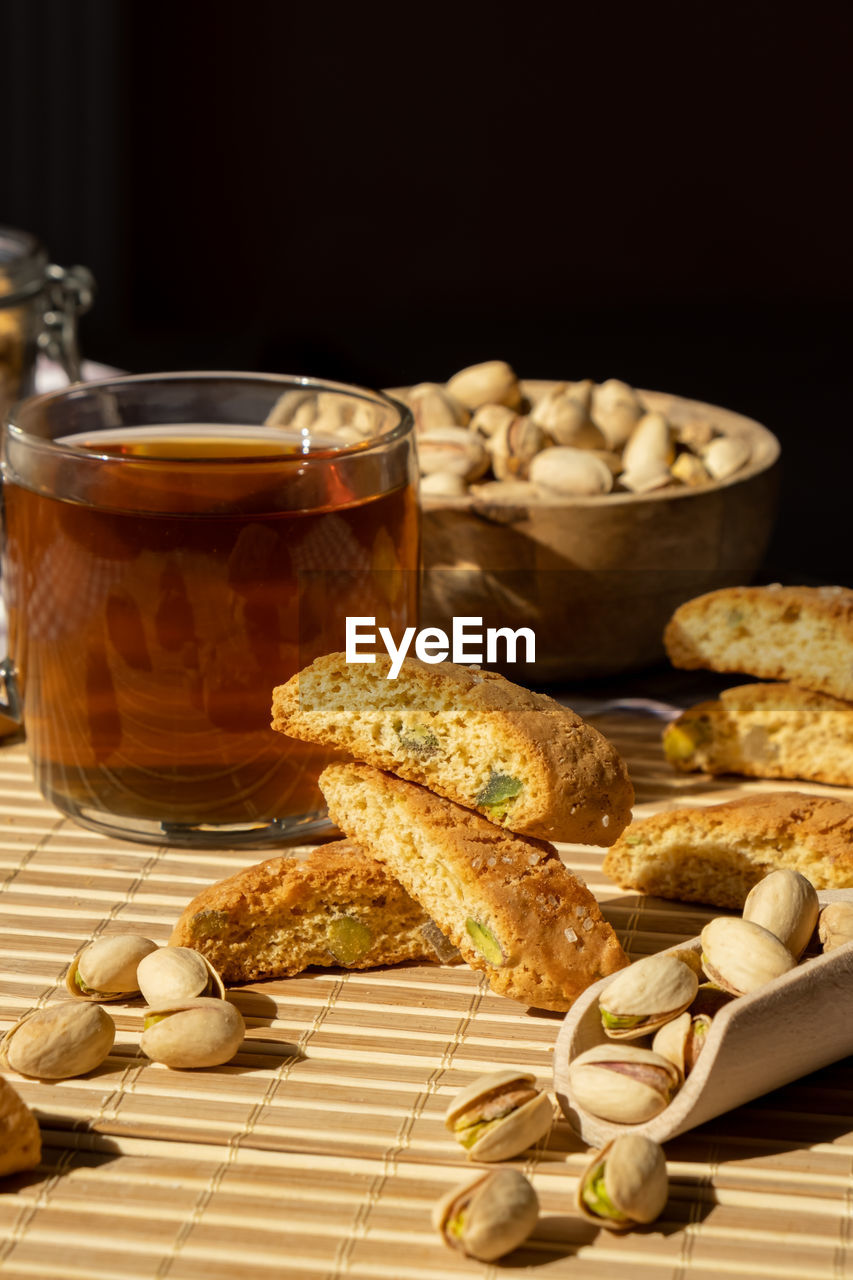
268,654,635,1010
662,585,853,786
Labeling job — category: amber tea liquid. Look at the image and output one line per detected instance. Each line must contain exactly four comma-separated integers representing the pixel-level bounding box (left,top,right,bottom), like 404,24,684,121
2,425,418,840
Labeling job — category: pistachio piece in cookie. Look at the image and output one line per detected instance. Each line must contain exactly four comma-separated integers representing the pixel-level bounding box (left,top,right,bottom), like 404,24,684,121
465,919,504,966
474,771,524,821
327,915,372,966
394,721,440,759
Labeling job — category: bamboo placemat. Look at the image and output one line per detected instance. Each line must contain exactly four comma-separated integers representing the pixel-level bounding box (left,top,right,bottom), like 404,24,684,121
1,716,853,1279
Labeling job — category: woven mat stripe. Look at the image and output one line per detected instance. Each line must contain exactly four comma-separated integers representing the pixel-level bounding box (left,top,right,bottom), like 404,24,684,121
0,1221,845,1280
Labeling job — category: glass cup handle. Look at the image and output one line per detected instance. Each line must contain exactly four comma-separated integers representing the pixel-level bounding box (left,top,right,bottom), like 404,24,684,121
38,264,96,384
0,659,23,724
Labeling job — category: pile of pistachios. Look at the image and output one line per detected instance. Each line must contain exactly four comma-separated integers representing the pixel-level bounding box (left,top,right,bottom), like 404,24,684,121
0,936,244,1082
434,1065,670,1260
398,359,752,502
567,869,843,1126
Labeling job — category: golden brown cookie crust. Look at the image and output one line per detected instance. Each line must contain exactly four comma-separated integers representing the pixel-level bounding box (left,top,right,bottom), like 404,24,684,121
0,1076,41,1177
170,839,435,982
319,761,627,1011
664,585,853,701
272,652,633,845
603,790,853,909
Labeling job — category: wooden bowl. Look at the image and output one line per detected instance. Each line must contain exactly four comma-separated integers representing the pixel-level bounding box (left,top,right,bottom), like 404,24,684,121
416,381,780,683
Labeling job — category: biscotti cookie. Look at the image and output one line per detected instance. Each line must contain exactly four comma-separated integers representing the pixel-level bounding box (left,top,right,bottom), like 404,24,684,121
272,653,633,845
664,584,853,701
170,840,445,982
318,762,628,1011
603,791,853,909
664,682,853,786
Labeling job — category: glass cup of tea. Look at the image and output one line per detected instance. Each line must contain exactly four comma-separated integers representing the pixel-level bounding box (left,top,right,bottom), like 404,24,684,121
0,372,419,847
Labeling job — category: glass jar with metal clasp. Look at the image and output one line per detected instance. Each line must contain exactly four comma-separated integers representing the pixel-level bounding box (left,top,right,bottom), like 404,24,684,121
0,224,95,424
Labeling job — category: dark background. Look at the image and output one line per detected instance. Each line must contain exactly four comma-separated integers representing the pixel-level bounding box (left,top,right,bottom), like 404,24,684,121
2,0,851,580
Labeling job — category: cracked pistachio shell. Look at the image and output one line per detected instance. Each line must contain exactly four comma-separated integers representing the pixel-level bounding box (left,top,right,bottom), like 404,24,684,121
700,916,797,996
487,415,548,480
621,411,675,477
141,998,245,1069
529,383,606,449
566,1044,681,1124
651,1010,712,1077
703,434,751,480
469,402,518,439
591,378,643,449
66,934,158,1001
1,1002,115,1080
529,446,614,496
432,1168,539,1262
419,470,468,498
417,427,490,482
599,953,699,1039
818,902,853,952
136,946,225,1007
445,360,523,412
742,869,820,959
577,1133,668,1231
445,1070,553,1161
619,464,672,494
405,382,470,431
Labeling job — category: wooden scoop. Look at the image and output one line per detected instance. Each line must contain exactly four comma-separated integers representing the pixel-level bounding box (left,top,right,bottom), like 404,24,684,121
554,891,853,1146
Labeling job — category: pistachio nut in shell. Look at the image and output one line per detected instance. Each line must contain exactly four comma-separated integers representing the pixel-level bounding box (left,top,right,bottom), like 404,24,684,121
818,901,853,952
405,382,470,431
444,1069,553,1162
432,1168,539,1262
488,415,548,480
0,1075,42,1176
1,1002,115,1080
529,383,606,449
651,1009,712,1077
529,446,614,496
566,1044,680,1124
621,411,675,476
445,360,523,412
703,434,751,480
598,952,698,1039
742,869,819,959
419,470,468,498
66,933,158,1001
416,427,489,482
591,378,643,449
141,997,244,1069
577,1133,668,1231
469,402,518,439
700,916,797,996
619,464,672,494
136,946,225,1006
